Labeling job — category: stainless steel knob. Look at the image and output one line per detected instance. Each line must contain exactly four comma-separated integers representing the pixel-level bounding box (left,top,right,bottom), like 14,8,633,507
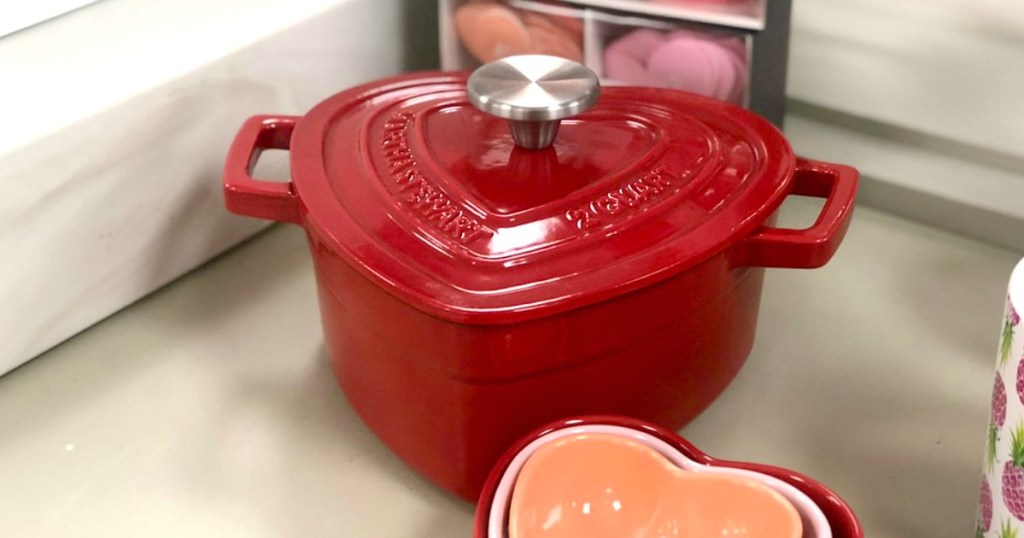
467,55,600,150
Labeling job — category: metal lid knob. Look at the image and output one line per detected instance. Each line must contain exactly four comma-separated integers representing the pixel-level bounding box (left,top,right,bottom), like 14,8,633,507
467,55,600,150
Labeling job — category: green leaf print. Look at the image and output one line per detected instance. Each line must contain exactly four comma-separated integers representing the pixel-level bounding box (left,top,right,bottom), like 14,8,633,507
1002,316,1016,367
1002,518,1020,538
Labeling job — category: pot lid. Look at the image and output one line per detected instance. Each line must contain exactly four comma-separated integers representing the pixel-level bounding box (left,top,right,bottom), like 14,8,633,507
288,56,795,324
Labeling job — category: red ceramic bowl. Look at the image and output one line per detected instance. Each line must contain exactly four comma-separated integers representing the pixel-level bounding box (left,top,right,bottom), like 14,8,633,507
223,67,858,500
475,416,863,538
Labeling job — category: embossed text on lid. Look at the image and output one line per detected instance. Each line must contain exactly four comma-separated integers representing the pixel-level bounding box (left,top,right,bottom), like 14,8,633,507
291,72,794,322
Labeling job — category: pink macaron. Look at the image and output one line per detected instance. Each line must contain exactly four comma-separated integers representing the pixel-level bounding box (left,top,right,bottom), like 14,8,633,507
456,3,583,64
528,1,585,39
603,29,667,85
521,11,583,62
604,28,748,103
455,2,532,63
674,30,747,103
667,28,746,60
644,37,711,95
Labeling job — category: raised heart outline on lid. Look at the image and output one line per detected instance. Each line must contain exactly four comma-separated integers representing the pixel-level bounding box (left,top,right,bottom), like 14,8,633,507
360,95,737,263
300,74,799,322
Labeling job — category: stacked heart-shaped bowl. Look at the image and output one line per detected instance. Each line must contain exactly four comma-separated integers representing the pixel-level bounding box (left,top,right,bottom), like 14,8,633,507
475,417,863,538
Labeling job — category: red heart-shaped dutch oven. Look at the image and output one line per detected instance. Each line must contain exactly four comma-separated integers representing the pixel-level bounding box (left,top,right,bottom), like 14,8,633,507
223,57,858,500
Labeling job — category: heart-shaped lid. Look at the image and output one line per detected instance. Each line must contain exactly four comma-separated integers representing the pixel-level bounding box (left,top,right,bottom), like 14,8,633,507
287,57,795,323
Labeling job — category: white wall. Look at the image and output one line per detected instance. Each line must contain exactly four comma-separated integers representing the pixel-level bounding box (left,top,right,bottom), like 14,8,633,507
785,0,1024,252
0,0,407,375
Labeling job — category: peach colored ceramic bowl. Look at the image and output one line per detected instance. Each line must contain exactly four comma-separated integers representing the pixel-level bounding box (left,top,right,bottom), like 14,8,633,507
474,416,862,538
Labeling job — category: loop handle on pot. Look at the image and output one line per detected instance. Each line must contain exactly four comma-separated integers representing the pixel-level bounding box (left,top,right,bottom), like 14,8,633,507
732,158,859,269
223,115,302,224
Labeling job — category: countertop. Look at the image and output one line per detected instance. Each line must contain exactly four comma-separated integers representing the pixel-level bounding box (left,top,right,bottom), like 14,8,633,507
1,199,1019,537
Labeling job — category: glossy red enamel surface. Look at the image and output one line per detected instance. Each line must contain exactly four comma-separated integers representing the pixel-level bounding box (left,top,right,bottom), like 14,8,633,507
475,417,864,538
222,69,859,502
287,72,796,323
312,237,764,497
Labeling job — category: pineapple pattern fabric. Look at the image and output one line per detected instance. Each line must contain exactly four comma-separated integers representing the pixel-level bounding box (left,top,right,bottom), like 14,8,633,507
982,296,1022,536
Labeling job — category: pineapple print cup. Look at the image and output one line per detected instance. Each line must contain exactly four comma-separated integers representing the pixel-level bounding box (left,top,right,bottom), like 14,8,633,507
980,258,1024,537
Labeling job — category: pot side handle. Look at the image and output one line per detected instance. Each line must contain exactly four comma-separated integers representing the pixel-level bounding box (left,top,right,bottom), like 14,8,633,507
223,115,302,224
733,158,859,269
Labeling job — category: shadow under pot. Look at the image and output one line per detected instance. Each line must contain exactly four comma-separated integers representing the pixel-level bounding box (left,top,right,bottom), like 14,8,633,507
222,55,859,500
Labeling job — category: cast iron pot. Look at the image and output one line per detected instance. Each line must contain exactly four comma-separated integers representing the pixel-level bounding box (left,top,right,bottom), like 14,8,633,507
223,56,858,500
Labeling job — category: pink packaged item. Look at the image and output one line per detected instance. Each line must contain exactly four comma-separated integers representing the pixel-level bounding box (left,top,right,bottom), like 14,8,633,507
455,2,531,63
603,29,665,86
455,2,582,64
603,27,748,104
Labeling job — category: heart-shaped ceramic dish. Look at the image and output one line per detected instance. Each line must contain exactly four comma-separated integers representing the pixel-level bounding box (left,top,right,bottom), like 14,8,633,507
475,417,862,538
505,431,804,537
490,425,827,538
